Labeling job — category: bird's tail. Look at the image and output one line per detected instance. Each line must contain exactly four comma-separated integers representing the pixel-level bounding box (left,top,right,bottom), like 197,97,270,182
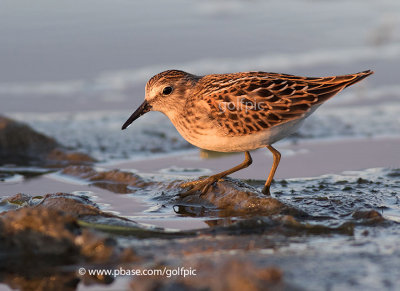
300,70,374,105
342,70,374,88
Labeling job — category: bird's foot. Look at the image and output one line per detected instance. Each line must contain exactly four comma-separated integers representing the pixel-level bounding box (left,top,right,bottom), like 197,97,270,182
179,176,221,197
262,185,271,196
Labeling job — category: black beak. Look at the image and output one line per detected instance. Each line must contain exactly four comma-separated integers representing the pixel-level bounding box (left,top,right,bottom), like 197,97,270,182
121,100,152,130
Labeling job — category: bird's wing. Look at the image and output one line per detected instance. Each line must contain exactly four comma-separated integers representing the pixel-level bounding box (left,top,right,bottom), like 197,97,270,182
197,70,372,136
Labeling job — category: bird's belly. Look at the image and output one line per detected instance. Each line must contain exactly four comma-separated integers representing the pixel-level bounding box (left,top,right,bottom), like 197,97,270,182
177,118,305,152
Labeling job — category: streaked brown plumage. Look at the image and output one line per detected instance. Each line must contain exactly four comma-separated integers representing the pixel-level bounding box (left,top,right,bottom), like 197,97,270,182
122,69,373,195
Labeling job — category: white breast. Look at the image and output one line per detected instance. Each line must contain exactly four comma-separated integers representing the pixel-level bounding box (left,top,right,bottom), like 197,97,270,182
173,117,306,152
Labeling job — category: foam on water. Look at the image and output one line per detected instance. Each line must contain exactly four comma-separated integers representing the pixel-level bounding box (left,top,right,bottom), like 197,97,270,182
8,111,191,161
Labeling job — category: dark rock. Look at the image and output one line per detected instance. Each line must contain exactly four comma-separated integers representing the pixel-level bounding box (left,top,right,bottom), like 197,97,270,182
0,207,79,257
178,179,307,217
0,195,137,268
352,209,382,220
62,165,148,193
352,209,385,224
0,115,95,166
0,116,58,164
62,165,145,185
0,204,135,290
38,192,102,217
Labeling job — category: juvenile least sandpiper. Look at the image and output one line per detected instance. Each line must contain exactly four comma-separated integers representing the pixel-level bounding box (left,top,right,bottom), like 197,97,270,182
122,69,373,195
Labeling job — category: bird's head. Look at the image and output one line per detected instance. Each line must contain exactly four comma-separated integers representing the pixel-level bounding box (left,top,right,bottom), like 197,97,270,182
122,70,198,130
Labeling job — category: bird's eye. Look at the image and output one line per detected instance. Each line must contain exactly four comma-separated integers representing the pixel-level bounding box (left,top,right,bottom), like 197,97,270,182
162,86,173,95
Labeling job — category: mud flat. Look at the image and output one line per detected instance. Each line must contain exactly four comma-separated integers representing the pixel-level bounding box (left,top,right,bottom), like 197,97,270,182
1,164,400,290
1,140,400,290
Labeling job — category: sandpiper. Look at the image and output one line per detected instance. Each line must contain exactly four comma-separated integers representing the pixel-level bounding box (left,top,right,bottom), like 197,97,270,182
122,69,373,195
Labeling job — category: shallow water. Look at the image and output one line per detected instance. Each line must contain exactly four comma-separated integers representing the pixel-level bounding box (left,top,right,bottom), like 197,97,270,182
1,165,400,290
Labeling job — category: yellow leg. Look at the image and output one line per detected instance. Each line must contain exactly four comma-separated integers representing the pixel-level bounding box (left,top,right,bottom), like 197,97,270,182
180,151,253,196
262,145,281,195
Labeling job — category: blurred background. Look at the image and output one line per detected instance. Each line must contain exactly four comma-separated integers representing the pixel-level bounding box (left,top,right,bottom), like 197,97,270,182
1,0,399,161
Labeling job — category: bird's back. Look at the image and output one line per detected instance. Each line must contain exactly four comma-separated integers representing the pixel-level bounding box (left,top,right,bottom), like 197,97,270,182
191,70,373,135
173,70,373,152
